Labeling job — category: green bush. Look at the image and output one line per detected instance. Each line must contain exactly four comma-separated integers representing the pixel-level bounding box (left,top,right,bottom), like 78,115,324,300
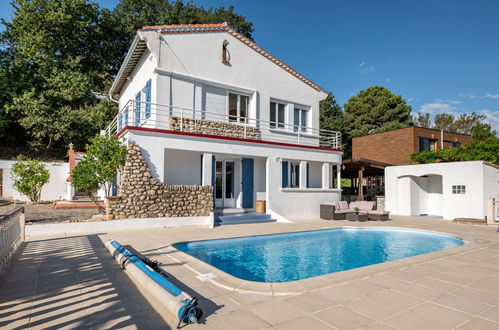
410,136,499,165
11,158,50,203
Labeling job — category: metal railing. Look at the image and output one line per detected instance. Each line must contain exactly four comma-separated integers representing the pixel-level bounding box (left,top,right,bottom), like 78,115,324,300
106,100,342,150
0,207,25,280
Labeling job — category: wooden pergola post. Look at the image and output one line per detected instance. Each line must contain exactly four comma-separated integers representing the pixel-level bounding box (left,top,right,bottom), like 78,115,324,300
358,165,364,201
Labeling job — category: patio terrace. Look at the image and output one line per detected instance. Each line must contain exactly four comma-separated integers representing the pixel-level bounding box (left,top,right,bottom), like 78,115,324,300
1,216,499,329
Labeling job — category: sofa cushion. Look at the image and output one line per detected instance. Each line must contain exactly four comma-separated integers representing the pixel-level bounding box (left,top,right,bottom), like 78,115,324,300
363,201,375,211
336,209,354,214
338,201,349,210
349,201,362,210
322,202,336,206
368,210,389,215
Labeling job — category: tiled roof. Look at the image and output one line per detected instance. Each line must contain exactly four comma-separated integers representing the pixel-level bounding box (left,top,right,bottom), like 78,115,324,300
110,23,326,96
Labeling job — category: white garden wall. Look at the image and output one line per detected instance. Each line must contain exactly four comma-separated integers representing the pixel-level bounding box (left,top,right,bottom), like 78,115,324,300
0,160,69,202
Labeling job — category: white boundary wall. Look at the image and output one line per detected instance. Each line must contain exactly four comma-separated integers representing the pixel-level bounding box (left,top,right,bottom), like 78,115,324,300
0,160,69,202
26,214,213,238
385,161,499,220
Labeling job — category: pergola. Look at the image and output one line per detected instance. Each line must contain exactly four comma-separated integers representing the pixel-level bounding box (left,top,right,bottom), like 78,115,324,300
342,158,391,201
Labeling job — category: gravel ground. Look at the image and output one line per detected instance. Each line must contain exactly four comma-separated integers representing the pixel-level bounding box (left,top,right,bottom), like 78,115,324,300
0,203,99,223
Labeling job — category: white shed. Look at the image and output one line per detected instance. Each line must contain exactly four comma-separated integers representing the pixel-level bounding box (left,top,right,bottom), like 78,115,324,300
385,161,499,220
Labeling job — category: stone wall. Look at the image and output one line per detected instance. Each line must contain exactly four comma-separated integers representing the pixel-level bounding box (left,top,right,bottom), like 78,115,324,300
170,116,261,140
107,144,213,219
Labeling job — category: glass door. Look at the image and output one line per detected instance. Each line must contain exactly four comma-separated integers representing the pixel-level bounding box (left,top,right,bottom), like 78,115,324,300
215,160,236,208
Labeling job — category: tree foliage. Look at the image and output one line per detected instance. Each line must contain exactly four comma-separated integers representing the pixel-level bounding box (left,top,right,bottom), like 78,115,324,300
413,111,490,136
10,157,50,203
319,92,347,150
71,135,127,212
0,0,253,153
412,112,431,128
343,86,412,157
410,136,499,165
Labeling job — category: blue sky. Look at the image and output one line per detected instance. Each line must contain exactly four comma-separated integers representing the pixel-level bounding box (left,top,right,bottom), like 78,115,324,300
1,0,498,131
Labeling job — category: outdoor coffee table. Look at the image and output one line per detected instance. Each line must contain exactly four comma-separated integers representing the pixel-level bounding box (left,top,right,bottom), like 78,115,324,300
346,213,368,222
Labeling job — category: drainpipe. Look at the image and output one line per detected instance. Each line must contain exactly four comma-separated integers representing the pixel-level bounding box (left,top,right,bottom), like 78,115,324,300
440,129,444,150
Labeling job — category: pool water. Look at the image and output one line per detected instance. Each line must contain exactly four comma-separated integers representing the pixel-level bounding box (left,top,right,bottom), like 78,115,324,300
174,228,464,283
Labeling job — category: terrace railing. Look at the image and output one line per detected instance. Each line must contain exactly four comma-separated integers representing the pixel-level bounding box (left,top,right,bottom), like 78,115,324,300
106,100,342,150
0,207,25,280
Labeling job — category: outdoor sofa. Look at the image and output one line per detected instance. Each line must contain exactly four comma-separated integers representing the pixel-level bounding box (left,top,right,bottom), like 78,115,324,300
320,201,390,221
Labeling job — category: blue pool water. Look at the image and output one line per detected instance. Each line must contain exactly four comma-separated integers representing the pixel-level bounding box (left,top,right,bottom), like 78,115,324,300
174,228,464,283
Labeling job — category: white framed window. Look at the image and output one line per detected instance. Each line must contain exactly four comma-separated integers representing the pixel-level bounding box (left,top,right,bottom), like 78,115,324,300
228,92,249,123
270,101,286,129
452,185,466,194
293,107,308,132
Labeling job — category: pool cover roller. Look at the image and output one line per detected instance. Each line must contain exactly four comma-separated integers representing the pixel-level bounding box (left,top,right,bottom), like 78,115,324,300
106,239,202,326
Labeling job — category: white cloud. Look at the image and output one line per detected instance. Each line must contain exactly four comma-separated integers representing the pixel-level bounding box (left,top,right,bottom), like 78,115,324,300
407,98,415,102
458,92,499,99
385,77,391,82
419,103,456,115
458,93,478,99
359,61,375,73
477,109,499,133
449,100,461,104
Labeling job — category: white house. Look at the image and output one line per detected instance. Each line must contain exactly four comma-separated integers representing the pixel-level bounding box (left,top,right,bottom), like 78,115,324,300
385,161,499,220
106,23,343,221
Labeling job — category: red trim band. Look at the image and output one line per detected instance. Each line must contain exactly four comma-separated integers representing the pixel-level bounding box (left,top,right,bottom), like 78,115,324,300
116,126,342,153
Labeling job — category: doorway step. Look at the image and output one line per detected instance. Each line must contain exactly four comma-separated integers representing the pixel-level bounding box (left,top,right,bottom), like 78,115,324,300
217,212,277,225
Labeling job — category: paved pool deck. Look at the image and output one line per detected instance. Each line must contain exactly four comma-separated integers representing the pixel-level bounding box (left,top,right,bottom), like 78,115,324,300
1,216,499,329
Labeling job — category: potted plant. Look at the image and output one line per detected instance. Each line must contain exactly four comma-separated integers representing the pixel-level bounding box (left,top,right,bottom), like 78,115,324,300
354,207,360,215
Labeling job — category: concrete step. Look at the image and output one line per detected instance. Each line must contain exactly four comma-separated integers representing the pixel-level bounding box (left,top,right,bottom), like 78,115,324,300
453,218,487,226
218,212,276,225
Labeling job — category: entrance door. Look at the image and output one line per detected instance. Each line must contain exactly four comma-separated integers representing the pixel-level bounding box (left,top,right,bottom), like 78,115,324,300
215,160,236,208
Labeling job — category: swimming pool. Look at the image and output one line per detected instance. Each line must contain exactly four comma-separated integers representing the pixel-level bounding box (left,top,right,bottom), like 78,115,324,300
174,228,464,283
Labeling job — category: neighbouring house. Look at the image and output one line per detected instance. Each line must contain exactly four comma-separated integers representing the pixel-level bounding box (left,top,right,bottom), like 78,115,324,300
105,23,343,222
385,161,499,220
342,126,472,204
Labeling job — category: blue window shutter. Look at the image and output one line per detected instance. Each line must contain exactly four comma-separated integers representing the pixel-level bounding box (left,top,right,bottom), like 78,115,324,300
135,92,141,125
282,161,288,188
306,163,310,188
241,158,254,208
145,79,151,118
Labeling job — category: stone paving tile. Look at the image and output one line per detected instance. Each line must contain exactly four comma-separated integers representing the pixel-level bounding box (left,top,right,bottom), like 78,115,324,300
449,286,499,306
314,305,375,330
412,277,462,293
248,300,307,325
383,311,444,330
457,317,499,330
367,289,424,310
408,302,471,329
361,322,397,330
392,283,444,300
207,309,271,330
431,293,491,315
345,296,404,320
284,292,337,313
273,316,334,330
480,305,499,323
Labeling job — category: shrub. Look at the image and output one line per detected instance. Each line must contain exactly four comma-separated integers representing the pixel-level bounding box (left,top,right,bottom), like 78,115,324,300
11,158,50,203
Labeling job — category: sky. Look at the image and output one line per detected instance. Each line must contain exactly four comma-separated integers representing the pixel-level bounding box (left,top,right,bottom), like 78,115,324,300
1,0,498,131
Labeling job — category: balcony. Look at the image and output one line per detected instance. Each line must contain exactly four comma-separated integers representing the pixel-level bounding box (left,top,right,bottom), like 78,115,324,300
105,100,342,150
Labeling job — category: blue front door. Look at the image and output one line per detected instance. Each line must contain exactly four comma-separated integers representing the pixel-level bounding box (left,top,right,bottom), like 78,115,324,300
241,158,254,209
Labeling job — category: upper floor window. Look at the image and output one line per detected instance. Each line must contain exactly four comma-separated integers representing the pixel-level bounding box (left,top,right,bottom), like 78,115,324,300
229,93,249,123
451,141,461,148
270,101,285,128
293,107,308,132
222,40,230,64
418,137,437,152
452,185,466,194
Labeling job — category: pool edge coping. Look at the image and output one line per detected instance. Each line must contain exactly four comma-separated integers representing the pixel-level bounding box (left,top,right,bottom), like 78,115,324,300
163,226,480,296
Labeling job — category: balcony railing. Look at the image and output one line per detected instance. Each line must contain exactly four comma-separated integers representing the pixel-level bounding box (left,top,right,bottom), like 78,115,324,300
105,100,342,150
0,207,25,280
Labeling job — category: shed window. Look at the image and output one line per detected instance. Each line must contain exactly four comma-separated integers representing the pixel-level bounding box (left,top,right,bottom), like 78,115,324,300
451,141,461,148
452,185,466,194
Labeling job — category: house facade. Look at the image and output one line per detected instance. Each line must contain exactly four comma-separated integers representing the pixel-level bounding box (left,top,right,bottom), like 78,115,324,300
352,126,472,166
107,23,343,221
